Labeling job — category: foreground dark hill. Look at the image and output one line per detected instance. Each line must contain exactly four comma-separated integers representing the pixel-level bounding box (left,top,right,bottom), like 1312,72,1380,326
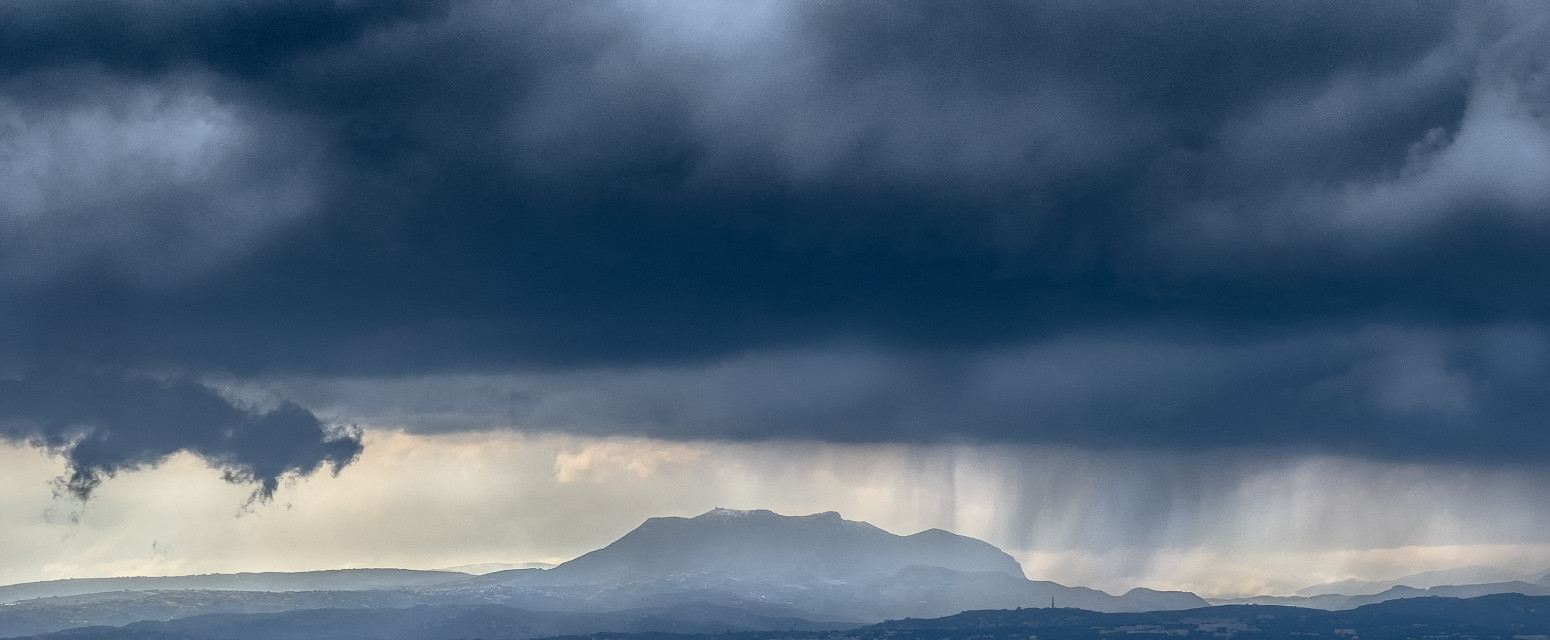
16,602,848,640
16,594,1550,640
1291,565,1550,597
505,509,1024,585
547,594,1550,640
1213,579,1550,610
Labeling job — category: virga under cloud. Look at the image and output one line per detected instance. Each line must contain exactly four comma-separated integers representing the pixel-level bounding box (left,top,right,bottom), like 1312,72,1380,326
2,1,1550,489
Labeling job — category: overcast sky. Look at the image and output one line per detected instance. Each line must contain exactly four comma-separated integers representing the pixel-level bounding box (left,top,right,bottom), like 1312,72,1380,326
3,0,1550,596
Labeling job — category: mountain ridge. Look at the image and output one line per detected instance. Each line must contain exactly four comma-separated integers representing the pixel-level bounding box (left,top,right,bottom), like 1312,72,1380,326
463,508,1204,618
499,508,1027,587
1292,564,1550,596
0,508,1205,633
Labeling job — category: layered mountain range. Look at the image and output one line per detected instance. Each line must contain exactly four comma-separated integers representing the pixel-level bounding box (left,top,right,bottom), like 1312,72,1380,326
1208,564,1550,609
482,509,1027,585
0,509,1200,638
4,508,1548,639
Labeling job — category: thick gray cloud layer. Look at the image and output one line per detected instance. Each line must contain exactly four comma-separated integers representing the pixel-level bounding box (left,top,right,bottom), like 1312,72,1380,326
2,1,1549,467
263,324,1550,465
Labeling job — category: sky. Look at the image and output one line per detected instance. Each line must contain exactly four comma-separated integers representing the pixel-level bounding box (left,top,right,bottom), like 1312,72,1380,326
2,0,1550,597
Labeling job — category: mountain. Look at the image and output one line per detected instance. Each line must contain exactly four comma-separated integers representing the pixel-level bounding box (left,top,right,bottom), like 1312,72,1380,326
1294,565,1544,596
1212,578,1550,610
485,509,1025,587
0,509,1207,635
1205,592,1355,609
1342,581,1550,607
0,589,428,638
467,508,1204,618
0,570,467,605
853,565,1204,616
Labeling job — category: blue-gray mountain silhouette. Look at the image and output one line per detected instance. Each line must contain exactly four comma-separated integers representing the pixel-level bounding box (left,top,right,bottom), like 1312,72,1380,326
0,509,1208,635
472,509,1204,618
523,508,1024,585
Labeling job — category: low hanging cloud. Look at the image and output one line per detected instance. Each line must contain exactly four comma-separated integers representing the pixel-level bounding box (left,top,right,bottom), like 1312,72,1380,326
0,371,361,501
257,323,1550,465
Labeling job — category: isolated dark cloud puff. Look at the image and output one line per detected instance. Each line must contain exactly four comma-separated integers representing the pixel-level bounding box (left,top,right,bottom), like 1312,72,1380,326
0,371,361,500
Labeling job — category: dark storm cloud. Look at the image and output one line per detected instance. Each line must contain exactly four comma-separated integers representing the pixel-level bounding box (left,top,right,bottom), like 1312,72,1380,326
3,1,1550,463
0,370,360,500
0,0,442,77
267,324,1550,465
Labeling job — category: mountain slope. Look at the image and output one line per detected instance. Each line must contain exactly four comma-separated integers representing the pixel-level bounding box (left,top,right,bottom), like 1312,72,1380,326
1343,581,1550,607
468,509,1202,618
495,509,1025,587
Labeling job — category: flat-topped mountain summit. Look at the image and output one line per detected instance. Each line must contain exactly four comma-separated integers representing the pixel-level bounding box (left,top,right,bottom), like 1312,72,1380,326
470,509,1204,618
523,508,1025,586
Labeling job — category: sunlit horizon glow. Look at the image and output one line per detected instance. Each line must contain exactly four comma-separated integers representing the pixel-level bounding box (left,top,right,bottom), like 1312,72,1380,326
3,431,1546,598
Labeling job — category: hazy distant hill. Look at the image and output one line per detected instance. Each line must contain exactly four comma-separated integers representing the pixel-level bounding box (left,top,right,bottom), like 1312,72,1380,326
1212,578,1550,610
844,593,1550,640
1343,581,1550,606
440,563,557,575
1293,565,1550,596
484,509,1025,586
853,565,1204,616
0,570,467,605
